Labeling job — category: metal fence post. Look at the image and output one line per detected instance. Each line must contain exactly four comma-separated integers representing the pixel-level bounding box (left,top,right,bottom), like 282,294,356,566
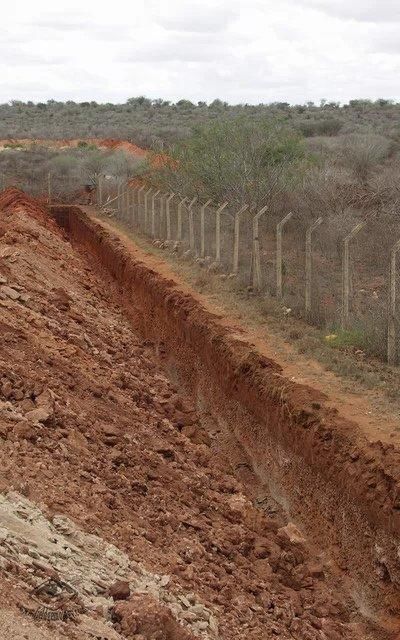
125,183,130,222
188,197,197,253
159,193,166,239
128,186,135,225
98,175,103,207
125,186,130,225
200,199,212,258
117,182,122,216
166,193,175,241
232,204,249,274
215,202,229,263
276,211,293,298
48,172,52,205
130,186,137,227
341,222,366,328
305,217,323,318
388,239,400,364
151,190,160,238
123,183,129,223
144,188,152,233
137,185,144,228
177,197,187,242
252,206,268,290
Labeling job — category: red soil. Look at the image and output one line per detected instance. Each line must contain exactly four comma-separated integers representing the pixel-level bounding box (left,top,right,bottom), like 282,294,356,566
0,138,147,158
0,187,50,224
0,189,375,638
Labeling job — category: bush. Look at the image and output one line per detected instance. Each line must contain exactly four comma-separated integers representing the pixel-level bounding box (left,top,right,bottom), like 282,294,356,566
339,133,393,183
299,118,342,137
152,117,308,208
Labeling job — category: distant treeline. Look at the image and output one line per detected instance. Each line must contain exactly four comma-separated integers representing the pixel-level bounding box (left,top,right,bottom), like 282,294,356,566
1,97,399,149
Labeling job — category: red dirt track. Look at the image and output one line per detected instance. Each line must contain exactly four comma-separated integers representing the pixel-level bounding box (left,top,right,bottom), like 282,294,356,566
0,138,147,157
0,190,399,639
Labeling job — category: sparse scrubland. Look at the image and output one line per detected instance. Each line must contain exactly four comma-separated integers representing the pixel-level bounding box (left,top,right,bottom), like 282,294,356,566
2,97,400,361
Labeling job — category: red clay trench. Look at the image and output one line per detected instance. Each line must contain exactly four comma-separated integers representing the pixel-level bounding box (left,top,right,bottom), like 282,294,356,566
50,204,400,621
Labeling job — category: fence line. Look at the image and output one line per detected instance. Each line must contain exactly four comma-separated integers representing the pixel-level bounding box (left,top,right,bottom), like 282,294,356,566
233,204,249,274
215,202,228,264
276,211,293,299
341,222,366,329
95,182,400,365
3,171,393,367
305,217,323,320
200,200,212,258
2,172,399,364
388,240,400,364
252,206,268,290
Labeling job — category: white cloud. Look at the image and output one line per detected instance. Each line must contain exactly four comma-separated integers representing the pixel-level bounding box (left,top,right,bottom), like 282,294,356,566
0,0,399,104
154,1,237,33
297,0,400,23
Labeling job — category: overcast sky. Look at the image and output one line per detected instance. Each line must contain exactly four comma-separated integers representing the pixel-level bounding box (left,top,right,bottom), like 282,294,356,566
2,0,399,105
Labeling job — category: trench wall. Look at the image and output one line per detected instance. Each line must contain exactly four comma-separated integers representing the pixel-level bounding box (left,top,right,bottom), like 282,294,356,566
51,205,400,611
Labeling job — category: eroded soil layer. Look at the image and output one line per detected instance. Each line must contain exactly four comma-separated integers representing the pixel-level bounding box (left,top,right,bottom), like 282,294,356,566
0,191,373,639
52,205,400,621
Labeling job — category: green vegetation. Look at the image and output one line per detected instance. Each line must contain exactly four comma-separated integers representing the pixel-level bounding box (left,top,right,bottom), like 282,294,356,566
153,117,307,207
324,328,367,350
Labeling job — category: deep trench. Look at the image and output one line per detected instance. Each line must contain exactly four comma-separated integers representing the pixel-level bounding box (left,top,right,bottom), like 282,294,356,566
50,204,400,635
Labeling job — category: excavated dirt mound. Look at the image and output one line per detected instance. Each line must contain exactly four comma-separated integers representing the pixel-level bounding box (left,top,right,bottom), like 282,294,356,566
0,186,51,225
0,193,373,639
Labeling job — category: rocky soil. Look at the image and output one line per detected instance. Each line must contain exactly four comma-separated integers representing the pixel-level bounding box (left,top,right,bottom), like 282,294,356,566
0,189,369,639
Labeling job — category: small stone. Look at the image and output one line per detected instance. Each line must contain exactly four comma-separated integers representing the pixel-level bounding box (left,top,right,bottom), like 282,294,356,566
7,411,25,422
159,574,170,587
109,580,131,601
307,562,325,579
25,407,51,424
0,285,20,300
1,381,13,399
178,595,191,608
0,246,15,259
0,527,8,542
209,616,219,633
189,604,210,620
195,621,209,631
19,399,35,412
278,522,306,545
180,611,197,622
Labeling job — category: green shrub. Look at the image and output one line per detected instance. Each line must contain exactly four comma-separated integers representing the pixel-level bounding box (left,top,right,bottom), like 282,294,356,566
298,118,342,137
153,116,308,207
